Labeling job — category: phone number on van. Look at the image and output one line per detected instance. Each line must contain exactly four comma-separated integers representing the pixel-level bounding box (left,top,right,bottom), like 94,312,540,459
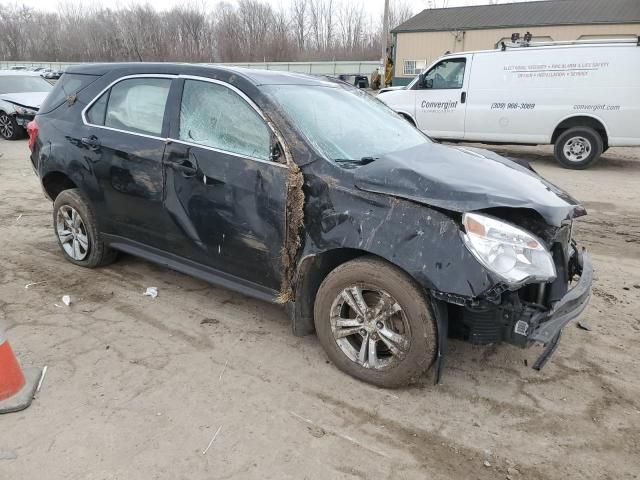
491,103,536,110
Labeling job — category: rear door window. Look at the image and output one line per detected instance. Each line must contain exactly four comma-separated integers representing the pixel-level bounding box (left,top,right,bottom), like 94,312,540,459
178,79,271,161
86,77,171,137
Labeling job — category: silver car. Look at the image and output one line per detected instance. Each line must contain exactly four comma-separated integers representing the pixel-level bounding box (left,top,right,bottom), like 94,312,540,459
0,71,52,140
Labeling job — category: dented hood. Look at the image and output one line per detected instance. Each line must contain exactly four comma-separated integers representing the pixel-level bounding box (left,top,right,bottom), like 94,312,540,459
353,142,586,227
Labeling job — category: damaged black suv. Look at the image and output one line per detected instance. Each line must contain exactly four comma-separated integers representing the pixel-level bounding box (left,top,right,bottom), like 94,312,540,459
29,64,592,387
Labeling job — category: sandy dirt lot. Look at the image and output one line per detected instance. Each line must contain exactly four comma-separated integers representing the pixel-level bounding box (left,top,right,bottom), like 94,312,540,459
1,138,639,479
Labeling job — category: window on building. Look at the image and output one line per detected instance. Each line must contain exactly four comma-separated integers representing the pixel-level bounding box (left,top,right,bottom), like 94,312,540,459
403,59,428,76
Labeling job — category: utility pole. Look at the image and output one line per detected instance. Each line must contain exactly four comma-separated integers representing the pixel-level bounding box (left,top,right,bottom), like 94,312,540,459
381,0,390,68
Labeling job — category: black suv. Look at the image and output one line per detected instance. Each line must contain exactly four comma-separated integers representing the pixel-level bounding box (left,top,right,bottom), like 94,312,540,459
28,64,592,387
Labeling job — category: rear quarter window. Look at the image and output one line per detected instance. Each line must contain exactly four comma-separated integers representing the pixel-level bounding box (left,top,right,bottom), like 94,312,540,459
38,73,100,114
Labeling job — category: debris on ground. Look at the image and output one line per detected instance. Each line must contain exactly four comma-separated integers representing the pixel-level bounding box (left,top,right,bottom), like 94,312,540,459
577,321,592,331
483,460,491,467
200,318,219,326
25,281,46,289
15,214,22,223
62,295,71,306
202,425,223,455
0,450,17,461
143,287,158,299
219,360,228,381
307,424,326,438
36,365,48,394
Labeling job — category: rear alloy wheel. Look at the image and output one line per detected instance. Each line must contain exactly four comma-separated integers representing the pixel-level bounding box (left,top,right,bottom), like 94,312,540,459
53,189,118,268
0,112,23,140
554,127,603,169
314,257,437,388
56,205,90,261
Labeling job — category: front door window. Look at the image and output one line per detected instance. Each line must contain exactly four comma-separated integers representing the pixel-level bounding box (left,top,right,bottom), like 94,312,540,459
419,59,466,90
179,79,271,161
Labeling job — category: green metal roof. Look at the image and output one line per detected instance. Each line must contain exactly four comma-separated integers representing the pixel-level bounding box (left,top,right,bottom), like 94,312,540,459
392,0,640,33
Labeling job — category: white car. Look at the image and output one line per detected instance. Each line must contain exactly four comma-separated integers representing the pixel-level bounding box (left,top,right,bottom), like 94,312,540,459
0,71,53,140
379,38,640,169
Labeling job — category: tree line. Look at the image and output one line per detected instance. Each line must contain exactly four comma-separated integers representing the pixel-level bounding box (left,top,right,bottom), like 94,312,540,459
0,0,415,63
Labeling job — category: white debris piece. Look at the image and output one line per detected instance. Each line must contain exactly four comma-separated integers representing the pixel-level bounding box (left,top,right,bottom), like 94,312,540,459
62,295,71,306
143,287,158,299
36,365,48,394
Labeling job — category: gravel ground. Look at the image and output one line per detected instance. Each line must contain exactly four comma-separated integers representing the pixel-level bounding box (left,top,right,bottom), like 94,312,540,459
1,138,639,479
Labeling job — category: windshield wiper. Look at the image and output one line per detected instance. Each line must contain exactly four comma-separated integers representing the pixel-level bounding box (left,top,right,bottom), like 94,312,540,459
334,156,378,165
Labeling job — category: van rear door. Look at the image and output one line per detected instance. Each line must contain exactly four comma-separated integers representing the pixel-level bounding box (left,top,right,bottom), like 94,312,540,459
414,55,470,139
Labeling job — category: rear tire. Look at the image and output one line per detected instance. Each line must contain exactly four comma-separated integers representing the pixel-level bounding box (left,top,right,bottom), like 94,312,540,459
0,112,23,140
52,189,118,268
554,127,603,169
314,257,437,388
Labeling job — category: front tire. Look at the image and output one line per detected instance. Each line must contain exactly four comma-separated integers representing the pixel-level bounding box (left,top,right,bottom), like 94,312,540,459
0,112,23,140
554,127,603,169
314,257,437,388
53,189,118,268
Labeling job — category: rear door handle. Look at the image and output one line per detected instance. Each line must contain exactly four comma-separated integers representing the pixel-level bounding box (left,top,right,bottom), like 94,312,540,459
81,135,100,148
461,91,467,104
166,160,198,177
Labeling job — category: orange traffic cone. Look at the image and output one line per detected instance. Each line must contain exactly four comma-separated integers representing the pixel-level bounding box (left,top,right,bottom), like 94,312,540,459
0,324,42,414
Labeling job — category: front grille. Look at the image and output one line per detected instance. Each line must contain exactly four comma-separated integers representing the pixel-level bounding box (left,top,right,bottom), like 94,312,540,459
463,307,503,345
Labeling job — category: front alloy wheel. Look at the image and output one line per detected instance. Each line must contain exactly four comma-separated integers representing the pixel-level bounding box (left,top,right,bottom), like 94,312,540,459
314,257,437,388
330,285,410,370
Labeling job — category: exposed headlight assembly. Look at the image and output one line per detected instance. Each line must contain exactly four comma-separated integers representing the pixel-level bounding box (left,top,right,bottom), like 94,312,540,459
14,105,38,116
462,212,556,286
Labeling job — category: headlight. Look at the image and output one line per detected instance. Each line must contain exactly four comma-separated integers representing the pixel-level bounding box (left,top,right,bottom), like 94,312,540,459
14,106,37,116
461,212,556,286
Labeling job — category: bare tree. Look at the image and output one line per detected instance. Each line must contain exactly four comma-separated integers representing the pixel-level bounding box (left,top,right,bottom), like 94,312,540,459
291,0,308,51
337,1,365,53
0,0,421,64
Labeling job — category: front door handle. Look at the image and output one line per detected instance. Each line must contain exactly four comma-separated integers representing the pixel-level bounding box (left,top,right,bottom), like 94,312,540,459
81,135,100,148
461,91,467,104
167,160,198,177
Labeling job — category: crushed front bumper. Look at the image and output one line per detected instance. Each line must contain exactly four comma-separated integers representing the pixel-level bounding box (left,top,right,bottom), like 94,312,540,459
528,249,593,369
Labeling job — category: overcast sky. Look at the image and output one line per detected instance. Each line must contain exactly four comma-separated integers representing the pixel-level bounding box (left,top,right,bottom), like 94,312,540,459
15,0,537,18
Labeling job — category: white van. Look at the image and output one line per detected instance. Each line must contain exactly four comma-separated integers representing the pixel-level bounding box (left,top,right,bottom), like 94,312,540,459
378,39,640,169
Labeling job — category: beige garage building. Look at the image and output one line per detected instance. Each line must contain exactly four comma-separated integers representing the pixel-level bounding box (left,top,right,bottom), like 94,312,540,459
391,0,640,85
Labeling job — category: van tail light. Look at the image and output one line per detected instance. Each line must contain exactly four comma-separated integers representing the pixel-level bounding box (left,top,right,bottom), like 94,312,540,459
27,120,38,151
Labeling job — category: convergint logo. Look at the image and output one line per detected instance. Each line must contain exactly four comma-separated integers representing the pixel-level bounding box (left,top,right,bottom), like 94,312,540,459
573,104,621,111
420,100,458,111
